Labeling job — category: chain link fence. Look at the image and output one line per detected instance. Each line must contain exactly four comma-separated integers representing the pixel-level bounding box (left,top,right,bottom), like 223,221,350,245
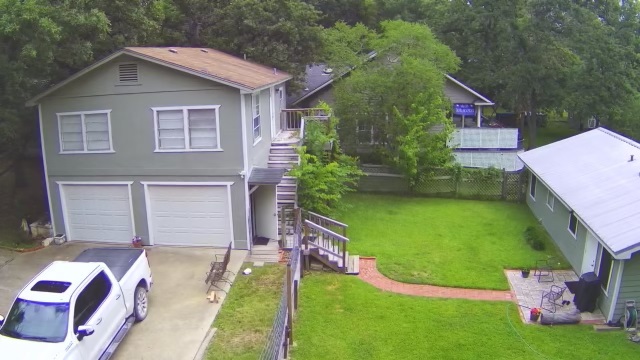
359,165,527,202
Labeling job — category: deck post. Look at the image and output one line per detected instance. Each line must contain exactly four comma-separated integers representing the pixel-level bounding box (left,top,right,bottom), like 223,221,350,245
501,169,507,200
304,224,310,271
342,241,347,273
287,264,293,345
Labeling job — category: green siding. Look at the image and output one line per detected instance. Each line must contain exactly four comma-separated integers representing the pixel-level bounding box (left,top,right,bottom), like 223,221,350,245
250,88,274,168
526,176,586,271
444,78,478,104
612,253,640,321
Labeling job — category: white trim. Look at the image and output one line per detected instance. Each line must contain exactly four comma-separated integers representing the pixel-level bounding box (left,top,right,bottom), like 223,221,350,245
143,184,154,246
252,93,262,145
57,110,114,154
445,74,494,105
248,185,260,195
143,182,235,247
596,244,614,295
152,105,222,152
270,87,276,140
26,49,293,105
56,181,134,185
153,149,223,153
529,174,536,201
38,105,56,234
608,260,625,321
140,181,234,186
546,191,555,211
56,182,135,242
240,92,251,251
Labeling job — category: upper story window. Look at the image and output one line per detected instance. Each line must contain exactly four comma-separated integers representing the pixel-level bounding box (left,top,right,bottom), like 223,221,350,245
568,212,578,237
529,174,537,200
57,111,113,154
152,106,221,152
546,191,555,211
252,93,261,143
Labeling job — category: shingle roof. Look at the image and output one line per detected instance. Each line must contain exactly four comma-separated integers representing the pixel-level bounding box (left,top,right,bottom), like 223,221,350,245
126,47,291,90
27,47,291,106
518,128,640,256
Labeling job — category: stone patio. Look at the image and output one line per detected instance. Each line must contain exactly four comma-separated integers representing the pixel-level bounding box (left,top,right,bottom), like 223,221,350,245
506,269,606,325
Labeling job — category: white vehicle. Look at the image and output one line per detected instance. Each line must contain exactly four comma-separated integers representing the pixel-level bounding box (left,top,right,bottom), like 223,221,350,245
0,248,153,360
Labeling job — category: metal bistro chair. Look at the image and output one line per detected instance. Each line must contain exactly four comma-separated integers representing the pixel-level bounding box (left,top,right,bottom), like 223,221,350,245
534,257,555,283
540,285,567,313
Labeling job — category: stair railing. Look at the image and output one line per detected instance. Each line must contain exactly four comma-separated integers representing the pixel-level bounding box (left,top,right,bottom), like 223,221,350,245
303,219,349,273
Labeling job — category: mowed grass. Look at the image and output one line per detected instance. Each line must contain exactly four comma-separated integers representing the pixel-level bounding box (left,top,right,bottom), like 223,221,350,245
337,194,567,290
293,273,637,360
206,263,285,360
532,120,579,147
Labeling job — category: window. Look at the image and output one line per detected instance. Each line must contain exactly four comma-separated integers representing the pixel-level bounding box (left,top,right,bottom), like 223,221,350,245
252,93,261,143
57,111,113,153
546,191,555,211
529,174,537,199
73,271,112,331
568,212,578,237
596,246,613,293
0,299,69,343
153,106,220,152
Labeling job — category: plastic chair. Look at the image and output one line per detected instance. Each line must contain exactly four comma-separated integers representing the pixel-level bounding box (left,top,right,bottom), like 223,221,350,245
540,285,566,313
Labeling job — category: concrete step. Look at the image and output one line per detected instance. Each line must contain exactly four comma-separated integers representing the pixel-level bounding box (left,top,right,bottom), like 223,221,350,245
268,160,296,169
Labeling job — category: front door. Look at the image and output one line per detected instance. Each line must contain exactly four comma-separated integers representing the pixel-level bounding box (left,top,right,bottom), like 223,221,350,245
581,230,599,275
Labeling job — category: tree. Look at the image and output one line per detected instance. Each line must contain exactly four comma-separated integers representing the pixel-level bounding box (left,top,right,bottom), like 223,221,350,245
288,103,363,216
325,20,459,186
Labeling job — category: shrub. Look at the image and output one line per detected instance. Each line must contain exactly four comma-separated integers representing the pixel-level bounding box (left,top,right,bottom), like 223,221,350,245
524,225,546,251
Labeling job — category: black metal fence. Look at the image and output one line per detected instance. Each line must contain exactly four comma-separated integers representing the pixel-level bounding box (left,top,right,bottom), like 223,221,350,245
259,211,302,360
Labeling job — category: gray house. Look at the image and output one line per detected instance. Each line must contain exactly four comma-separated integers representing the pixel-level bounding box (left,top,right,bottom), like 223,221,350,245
519,128,640,322
27,47,293,250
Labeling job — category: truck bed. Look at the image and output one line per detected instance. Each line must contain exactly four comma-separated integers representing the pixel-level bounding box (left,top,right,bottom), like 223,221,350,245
73,248,145,281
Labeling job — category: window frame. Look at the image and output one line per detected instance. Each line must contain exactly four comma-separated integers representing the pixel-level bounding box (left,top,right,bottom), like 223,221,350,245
595,244,614,295
546,191,555,211
529,174,537,200
152,105,222,152
568,212,578,238
57,110,114,154
72,271,113,331
252,93,261,145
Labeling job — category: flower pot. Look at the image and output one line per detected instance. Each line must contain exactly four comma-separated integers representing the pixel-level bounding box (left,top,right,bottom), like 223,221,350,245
530,313,540,322
521,270,530,278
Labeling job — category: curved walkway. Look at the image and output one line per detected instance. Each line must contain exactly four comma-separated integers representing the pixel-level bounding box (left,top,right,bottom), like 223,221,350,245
358,257,513,302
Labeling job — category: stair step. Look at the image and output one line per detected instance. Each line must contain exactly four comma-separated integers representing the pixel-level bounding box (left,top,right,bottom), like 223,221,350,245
268,161,296,169
270,146,298,154
278,199,296,205
280,177,297,185
270,155,299,162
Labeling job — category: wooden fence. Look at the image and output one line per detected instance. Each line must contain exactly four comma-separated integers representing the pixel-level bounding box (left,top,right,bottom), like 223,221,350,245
358,165,527,202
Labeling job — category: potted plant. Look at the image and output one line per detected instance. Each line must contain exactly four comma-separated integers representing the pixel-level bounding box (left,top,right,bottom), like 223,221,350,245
131,236,143,248
521,268,531,278
530,307,542,321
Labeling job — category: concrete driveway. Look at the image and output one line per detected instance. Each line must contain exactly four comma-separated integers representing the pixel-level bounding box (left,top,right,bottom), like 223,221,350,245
0,243,246,360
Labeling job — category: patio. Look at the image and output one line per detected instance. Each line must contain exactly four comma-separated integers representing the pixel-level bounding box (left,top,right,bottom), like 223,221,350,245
506,269,606,325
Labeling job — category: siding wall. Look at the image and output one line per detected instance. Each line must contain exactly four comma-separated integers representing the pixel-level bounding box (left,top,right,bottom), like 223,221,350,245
526,175,587,271
613,253,640,321
444,78,478,104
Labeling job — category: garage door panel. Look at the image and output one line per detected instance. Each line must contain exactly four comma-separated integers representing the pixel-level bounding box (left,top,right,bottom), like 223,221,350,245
62,184,133,243
148,185,231,247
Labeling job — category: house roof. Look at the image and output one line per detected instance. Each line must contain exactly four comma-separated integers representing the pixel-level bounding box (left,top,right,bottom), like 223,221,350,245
248,167,286,185
445,75,494,105
27,47,292,106
518,128,640,257
287,64,335,106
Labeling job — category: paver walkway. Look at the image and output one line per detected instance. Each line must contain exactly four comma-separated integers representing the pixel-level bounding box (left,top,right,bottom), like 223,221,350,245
358,257,513,301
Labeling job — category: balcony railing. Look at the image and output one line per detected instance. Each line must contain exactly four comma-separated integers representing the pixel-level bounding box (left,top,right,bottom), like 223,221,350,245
280,108,330,131
448,128,520,149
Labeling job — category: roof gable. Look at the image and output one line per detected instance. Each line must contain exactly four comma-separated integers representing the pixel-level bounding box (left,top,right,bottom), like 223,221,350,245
518,128,640,256
28,47,291,106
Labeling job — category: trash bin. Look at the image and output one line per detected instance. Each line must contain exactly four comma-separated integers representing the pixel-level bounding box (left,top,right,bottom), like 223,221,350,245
574,272,601,312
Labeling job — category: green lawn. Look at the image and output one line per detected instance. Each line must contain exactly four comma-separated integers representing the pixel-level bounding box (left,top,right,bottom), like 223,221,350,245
0,226,41,250
206,263,285,360
293,273,637,360
531,120,579,147
337,194,567,290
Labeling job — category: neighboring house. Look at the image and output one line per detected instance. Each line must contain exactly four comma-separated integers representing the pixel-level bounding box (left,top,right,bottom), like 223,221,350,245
518,127,640,322
291,66,523,171
27,47,294,250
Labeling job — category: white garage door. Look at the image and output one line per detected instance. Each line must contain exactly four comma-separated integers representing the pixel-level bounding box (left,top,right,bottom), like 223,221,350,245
62,184,133,243
147,185,232,247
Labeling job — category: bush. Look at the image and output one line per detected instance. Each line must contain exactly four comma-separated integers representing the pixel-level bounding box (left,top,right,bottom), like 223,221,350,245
524,225,546,251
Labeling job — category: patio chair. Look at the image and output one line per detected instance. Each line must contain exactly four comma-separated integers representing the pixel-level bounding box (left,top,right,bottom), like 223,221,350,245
534,257,555,283
540,285,567,313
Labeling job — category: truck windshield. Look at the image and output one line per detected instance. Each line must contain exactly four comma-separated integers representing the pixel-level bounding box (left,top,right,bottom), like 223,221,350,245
0,298,69,343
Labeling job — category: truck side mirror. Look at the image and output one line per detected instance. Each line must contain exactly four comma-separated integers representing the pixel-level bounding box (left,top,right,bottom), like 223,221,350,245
0,315,4,326
77,325,94,341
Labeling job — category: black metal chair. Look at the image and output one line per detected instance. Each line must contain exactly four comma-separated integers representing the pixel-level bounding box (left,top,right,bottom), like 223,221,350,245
540,285,567,313
534,257,555,283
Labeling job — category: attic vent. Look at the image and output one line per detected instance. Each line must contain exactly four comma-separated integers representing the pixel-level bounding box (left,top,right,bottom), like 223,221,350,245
31,281,71,293
118,63,139,83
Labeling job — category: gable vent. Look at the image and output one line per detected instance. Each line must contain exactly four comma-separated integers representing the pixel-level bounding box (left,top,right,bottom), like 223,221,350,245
118,63,139,83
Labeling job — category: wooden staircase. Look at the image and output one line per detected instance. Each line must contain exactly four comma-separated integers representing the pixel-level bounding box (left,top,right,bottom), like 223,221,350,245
302,213,359,275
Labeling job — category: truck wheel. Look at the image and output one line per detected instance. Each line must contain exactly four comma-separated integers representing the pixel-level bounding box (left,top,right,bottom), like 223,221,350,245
134,286,148,322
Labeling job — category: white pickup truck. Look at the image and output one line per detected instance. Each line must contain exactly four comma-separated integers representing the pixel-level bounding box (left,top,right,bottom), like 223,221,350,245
0,247,153,360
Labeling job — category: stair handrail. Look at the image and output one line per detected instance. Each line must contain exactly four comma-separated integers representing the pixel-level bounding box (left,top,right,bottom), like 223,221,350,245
305,211,348,237
304,220,349,243
304,219,348,273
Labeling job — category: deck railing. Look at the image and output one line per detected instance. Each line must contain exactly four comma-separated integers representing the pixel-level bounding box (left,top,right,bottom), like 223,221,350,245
281,108,330,131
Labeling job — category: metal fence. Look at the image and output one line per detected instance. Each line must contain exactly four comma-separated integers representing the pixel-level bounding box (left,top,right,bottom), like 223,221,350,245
358,165,527,202
259,212,302,360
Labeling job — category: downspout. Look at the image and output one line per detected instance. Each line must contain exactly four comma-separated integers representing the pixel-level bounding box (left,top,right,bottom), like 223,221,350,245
38,104,56,234
240,91,251,251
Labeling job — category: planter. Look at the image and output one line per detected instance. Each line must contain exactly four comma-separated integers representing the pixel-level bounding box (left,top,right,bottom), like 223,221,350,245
521,270,530,278
529,313,540,322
